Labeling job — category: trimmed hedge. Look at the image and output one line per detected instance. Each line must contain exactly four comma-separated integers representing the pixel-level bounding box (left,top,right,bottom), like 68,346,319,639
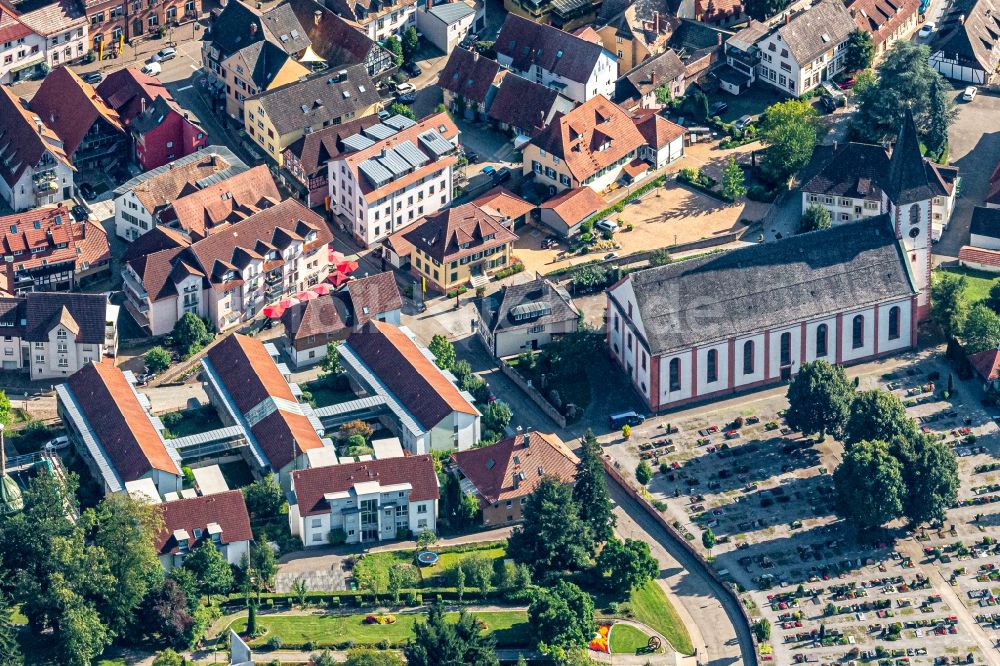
676,172,733,203
223,586,510,611
587,176,666,226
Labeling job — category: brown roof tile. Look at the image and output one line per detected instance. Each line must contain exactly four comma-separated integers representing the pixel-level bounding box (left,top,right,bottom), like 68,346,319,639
164,165,281,239
282,293,351,341
452,431,577,505
437,47,501,104
471,187,535,222
97,68,175,125
345,271,403,325
399,203,518,264
631,109,685,148
155,490,253,554
0,85,72,190
539,186,606,226
848,0,920,45
30,66,124,159
487,73,562,137
292,454,439,516
0,206,110,284
529,95,647,183
346,321,477,430
23,290,110,344
284,114,381,178
130,153,240,215
66,362,179,482
496,14,609,85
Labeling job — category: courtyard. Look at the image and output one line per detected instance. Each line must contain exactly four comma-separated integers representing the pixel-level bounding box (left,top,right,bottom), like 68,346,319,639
601,348,1000,665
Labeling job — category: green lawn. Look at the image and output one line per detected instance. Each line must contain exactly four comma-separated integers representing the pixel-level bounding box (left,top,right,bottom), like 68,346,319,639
935,266,999,304
609,623,653,654
629,581,693,655
160,405,224,439
304,377,358,408
232,610,531,648
358,543,507,586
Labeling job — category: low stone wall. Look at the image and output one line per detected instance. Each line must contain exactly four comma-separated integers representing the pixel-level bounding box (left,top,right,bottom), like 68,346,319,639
496,358,568,429
601,454,760,666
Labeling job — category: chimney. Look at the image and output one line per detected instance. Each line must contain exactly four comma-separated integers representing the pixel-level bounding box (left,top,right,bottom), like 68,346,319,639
959,13,965,23
522,432,530,447
650,71,656,86
141,97,146,114
338,69,348,81
654,10,660,33
314,9,321,25
250,22,258,36
717,32,723,45
833,140,838,151
784,12,790,24
427,0,432,8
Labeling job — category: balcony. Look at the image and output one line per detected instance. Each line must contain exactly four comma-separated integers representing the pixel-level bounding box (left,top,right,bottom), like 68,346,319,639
33,169,58,195
264,270,283,286
121,268,148,301
727,47,761,70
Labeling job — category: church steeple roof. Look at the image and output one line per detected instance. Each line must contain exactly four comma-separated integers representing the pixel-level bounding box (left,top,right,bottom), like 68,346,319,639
885,108,934,205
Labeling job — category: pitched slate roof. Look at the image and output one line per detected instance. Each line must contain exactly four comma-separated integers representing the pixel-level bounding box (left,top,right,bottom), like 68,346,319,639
282,293,351,342
616,49,685,104
224,40,299,92
163,165,280,239
620,218,917,355
116,147,247,214
248,64,379,136
286,0,384,69
971,206,1000,240
529,95,647,183
931,0,1000,72
65,362,180,482
0,85,71,190
437,47,501,105
284,114,381,178
97,67,174,125
259,2,311,53
346,321,477,430
452,431,577,505
205,0,270,58
398,202,518,264
487,73,562,136
292,454,439,516
23,292,110,343
155,490,253,555
885,109,935,205
495,13,610,84
848,0,920,45
801,142,891,201
325,0,417,27
775,0,855,64
30,66,125,159
482,277,579,333
345,271,403,325
206,333,325,469
539,186,606,227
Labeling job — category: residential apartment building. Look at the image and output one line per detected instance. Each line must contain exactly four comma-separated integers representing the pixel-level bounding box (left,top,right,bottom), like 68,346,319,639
160,165,280,240
593,4,671,75
437,47,502,122
112,146,248,241
0,4,49,83
289,454,439,545
57,361,182,496
495,14,617,104
848,0,920,58
31,66,127,171
614,49,687,110
607,221,918,412
929,0,1000,83
726,0,854,96
384,202,518,292
327,112,461,247
0,205,111,295
326,0,416,42
523,95,648,194
156,491,253,570
282,114,381,207
452,431,576,525
477,277,580,358
415,1,483,55
0,292,118,379
220,40,308,123
339,321,481,454
243,64,381,165
16,0,88,70
84,0,195,46
122,199,332,335
0,86,75,211
487,72,576,140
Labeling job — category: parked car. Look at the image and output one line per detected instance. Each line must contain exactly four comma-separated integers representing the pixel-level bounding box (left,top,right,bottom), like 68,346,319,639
481,165,496,177
402,61,422,77
918,22,934,37
140,61,161,76
595,218,617,234
820,95,838,113
378,110,391,121
70,204,89,222
708,101,728,116
78,182,95,199
963,86,978,101
81,71,103,84
604,252,619,260
609,411,645,429
463,149,478,163
44,436,69,452
493,166,511,184
395,82,416,95
395,93,416,105
734,114,754,130
151,47,176,62
541,235,560,248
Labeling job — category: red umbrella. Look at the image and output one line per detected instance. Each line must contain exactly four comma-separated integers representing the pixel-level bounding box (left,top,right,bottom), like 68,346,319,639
329,249,346,264
310,283,333,296
296,290,318,301
326,271,350,287
262,304,285,319
337,260,360,275
277,297,300,309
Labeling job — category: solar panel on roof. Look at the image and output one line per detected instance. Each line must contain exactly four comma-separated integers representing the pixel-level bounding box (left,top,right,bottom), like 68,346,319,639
342,134,376,151
359,159,393,188
394,140,429,168
383,115,417,130
377,148,410,176
418,130,454,157
363,123,397,140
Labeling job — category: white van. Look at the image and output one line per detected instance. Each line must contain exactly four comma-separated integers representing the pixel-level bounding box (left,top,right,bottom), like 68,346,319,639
595,219,617,234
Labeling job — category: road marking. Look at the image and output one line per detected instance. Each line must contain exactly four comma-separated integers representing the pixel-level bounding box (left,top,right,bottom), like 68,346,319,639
177,85,193,91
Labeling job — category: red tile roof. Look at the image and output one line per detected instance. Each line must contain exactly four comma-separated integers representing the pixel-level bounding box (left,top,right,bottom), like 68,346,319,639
30,66,124,158
66,362,179,482
97,67,174,125
206,334,325,469
0,85,72,190
163,165,281,239
529,95,647,183
345,271,403,325
848,0,920,45
631,108,685,148
968,347,1000,382
0,206,110,288
539,187,606,226
959,245,1000,269
472,187,535,223
452,431,578,505
0,5,31,43
130,153,240,214
292,454,439,516
346,321,477,430
155,490,253,555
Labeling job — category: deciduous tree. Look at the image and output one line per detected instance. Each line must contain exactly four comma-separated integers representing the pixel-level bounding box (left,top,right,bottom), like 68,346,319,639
428,335,456,369
721,155,747,201
595,538,658,594
800,204,832,233
758,99,822,184
172,313,211,357
0,587,23,666
785,360,854,439
904,435,959,526
144,346,172,374
833,440,906,531
844,390,917,448
183,540,234,599
962,303,1000,354
843,29,875,72
242,477,284,520
528,581,595,651
385,36,403,67
402,27,419,61
931,272,968,339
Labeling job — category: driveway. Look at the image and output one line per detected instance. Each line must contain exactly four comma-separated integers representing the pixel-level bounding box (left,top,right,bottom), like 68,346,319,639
935,88,1000,258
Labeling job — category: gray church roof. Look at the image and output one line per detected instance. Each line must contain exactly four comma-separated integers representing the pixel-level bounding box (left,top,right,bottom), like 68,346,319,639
621,218,917,356
885,108,935,205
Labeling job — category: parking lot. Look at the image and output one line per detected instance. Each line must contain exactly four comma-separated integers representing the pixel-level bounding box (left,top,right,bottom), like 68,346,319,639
602,348,1000,666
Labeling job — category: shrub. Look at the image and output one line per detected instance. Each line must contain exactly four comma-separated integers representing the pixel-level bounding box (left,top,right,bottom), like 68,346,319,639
266,636,283,651
329,528,347,545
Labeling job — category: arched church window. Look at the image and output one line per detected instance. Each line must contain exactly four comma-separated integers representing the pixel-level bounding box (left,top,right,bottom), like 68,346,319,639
909,206,920,225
